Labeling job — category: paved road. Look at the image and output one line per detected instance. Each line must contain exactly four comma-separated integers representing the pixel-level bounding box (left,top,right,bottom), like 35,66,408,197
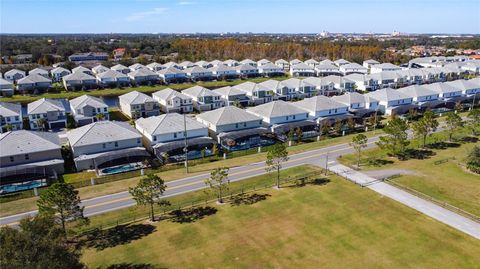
0,136,381,226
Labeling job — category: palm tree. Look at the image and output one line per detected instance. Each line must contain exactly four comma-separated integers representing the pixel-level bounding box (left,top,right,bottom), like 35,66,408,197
36,118,47,131
95,113,105,121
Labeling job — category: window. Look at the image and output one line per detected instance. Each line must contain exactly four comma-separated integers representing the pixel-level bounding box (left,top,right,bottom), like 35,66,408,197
243,122,246,127
153,136,157,141
293,115,296,120
286,116,289,120
259,120,262,125
235,123,239,128
15,116,19,121
25,154,29,160
10,156,14,162
102,143,106,148
137,139,141,144
114,142,118,147
174,133,177,138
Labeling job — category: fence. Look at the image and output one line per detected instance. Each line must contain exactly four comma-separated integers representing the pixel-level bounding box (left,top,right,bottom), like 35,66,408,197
77,171,320,234
385,178,480,223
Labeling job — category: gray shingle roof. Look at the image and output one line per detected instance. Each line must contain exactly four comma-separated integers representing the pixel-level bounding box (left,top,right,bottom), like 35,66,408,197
17,74,51,84
136,113,205,135
92,65,109,74
157,67,185,75
0,102,22,117
111,64,129,71
240,59,256,65
152,88,191,101
27,98,65,114
422,83,462,94
365,88,411,102
119,91,156,105
334,59,350,65
63,71,96,81
50,67,71,75
247,100,308,118
332,92,377,105
29,68,49,76
96,69,128,79
197,106,261,126
0,130,61,157
0,78,13,87
182,86,220,98
72,66,91,74
4,69,25,77
290,62,314,71
208,64,235,73
70,95,107,110
294,96,348,112
235,64,258,71
213,86,246,97
67,121,141,147
397,85,438,98
340,63,367,70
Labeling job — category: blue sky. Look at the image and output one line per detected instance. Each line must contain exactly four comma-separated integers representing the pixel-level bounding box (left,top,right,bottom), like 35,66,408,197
1,0,479,34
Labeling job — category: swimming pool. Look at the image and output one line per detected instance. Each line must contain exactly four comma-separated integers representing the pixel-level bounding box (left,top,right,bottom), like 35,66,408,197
99,162,142,176
0,179,47,194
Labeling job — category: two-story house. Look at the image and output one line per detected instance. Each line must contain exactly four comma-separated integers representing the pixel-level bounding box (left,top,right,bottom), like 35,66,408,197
27,98,67,130
182,86,225,112
70,95,109,126
119,91,160,119
152,88,193,113
0,102,23,133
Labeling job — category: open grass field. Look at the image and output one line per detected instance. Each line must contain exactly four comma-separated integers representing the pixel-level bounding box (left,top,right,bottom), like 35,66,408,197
81,166,480,269
0,129,384,217
338,127,480,216
0,76,288,104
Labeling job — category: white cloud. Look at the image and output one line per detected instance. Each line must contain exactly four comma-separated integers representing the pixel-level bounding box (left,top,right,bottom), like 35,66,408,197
126,7,168,21
178,1,196,5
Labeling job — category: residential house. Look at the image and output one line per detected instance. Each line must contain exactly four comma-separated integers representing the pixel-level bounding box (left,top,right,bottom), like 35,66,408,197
246,100,315,141
289,59,302,66
72,66,93,76
152,88,193,113
365,88,414,115
344,73,377,91
129,63,146,72
304,59,320,68
294,95,349,122
157,67,187,83
257,59,272,66
258,63,284,77
68,52,108,62
182,86,224,112
332,92,379,115
96,69,130,87
302,77,336,96
119,91,160,119
50,67,71,82
66,121,148,171
209,60,223,67
135,113,212,161
146,62,164,72
195,60,212,69
27,98,67,130
363,59,380,69
368,71,406,89
240,59,257,66
0,130,64,182
184,66,213,81
213,86,249,107
333,59,350,66
179,61,195,69
235,64,260,77
208,64,238,79
339,63,368,75
322,75,355,93
397,85,440,107
62,71,97,90
111,64,131,74
422,82,464,102
0,102,22,133
29,68,49,78
274,59,289,70
446,79,480,97
314,63,341,77
91,64,110,75
4,69,25,82
69,95,109,126
0,78,14,97
223,59,240,67
234,82,274,105
162,61,181,69
128,68,159,85
16,74,52,93
370,63,402,74
290,63,315,77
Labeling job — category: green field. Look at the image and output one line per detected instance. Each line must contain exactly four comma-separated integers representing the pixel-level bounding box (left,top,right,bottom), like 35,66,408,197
81,166,480,269
338,127,480,216
1,77,287,104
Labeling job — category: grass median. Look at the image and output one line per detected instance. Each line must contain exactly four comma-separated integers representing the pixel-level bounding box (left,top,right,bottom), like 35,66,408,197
80,165,480,269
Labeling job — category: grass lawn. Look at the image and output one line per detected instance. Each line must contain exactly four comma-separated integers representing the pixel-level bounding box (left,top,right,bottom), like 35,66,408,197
81,166,480,269
1,77,287,104
0,129,383,218
338,128,480,216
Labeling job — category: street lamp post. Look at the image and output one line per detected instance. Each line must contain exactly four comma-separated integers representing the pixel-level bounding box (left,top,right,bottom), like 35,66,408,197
183,113,189,173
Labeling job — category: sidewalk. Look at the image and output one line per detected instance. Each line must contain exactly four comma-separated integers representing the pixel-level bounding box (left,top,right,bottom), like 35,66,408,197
329,164,480,240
